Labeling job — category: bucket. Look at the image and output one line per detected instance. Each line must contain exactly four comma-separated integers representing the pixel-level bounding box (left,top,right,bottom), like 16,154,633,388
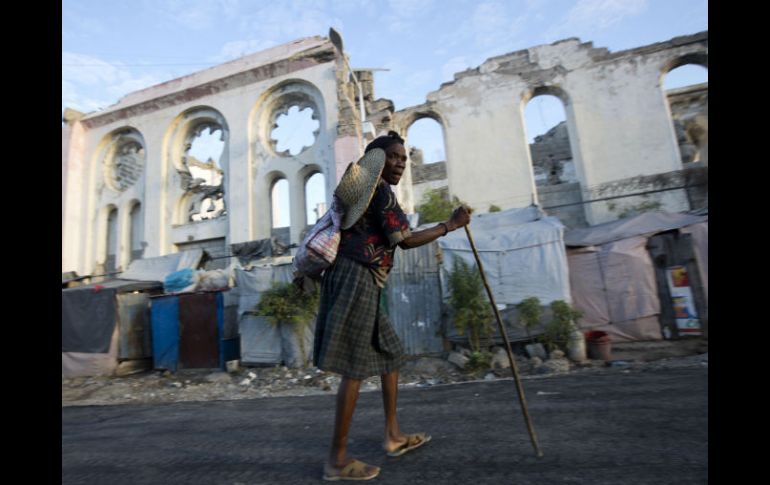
585,330,611,361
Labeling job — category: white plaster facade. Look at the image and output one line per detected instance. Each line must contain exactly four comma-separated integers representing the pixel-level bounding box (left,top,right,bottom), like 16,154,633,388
62,37,365,275
393,31,708,225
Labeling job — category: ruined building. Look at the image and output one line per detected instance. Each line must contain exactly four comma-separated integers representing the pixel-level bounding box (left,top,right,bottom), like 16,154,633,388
62,31,707,275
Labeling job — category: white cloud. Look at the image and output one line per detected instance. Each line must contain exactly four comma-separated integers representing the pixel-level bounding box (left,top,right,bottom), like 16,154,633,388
62,52,167,114
216,40,279,62
436,1,528,53
62,12,105,39
546,0,648,38
147,0,244,31
383,0,436,33
234,2,343,45
472,1,527,48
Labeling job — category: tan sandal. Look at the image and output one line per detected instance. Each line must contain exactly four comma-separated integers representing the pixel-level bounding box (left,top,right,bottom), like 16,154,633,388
384,433,432,457
323,459,381,481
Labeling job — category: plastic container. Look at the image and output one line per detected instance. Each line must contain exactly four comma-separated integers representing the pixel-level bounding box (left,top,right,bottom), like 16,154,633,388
585,330,612,361
567,327,587,362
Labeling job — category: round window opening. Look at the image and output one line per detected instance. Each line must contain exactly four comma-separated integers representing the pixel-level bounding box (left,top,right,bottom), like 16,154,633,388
270,105,319,156
108,141,145,191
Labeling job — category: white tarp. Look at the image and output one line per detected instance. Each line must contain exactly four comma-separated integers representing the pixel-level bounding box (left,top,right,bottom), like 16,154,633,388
564,211,707,247
437,206,571,305
120,249,204,282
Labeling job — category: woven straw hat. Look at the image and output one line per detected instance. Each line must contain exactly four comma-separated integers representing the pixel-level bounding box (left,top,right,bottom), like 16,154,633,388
335,148,386,230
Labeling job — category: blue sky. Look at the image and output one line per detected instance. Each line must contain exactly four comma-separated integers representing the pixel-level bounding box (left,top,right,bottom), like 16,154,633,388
63,0,708,164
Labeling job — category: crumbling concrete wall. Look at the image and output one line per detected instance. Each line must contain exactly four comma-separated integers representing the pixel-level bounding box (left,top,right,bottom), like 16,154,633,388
62,37,345,275
395,31,707,225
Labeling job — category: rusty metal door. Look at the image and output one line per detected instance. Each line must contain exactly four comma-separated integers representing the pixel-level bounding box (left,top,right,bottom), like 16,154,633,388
178,293,219,369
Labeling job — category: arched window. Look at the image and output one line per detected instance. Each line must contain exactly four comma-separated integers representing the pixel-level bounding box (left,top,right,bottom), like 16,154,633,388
406,118,445,165
187,124,226,221
521,87,587,228
305,172,326,225
271,178,291,247
106,207,118,272
524,94,574,187
407,116,448,220
663,62,708,165
129,202,143,262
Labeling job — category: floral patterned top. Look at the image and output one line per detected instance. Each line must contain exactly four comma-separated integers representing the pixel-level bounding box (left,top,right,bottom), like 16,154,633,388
338,180,412,287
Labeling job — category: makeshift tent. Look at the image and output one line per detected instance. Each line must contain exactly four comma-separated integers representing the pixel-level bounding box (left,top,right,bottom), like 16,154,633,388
564,211,708,342
61,250,204,377
62,279,162,377
437,206,572,343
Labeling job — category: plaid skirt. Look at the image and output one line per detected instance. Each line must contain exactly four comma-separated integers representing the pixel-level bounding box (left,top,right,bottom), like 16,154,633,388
313,256,405,379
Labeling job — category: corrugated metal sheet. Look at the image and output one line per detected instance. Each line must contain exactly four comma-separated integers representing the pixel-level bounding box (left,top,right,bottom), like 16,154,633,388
115,293,153,360
179,293,220,369
385,242,445,356
150,291,232,371
150,296,180,371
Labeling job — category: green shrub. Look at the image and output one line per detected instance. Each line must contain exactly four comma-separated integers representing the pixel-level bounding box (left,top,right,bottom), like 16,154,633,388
416,188,470,224
539,300,583,353
516,296,542,340
255,282,319,362
488,204,502,212
448,258,494,352
465,350,492,372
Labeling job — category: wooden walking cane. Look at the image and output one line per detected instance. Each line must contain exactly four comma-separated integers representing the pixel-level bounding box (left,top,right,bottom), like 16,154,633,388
463,224,544,458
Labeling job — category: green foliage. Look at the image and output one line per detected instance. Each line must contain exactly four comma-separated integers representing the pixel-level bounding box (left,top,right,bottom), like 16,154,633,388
539,300,583,353
516,297,542,339
254,282,320,363
255,282,319,326
448,258,494,352
488,204,502,213
416,189,468,224
465,351,492,372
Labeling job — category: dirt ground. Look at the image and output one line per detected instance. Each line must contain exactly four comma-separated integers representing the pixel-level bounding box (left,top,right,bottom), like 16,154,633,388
62,338,708,407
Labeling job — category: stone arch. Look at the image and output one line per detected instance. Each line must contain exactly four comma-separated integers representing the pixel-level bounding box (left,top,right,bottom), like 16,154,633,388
299,164,326,225
165,106,230,225
660,53,708,166
249,79,328,243
662,52,708,73
127,199,144,264
97,128,146,193
520,85,587,226
252,79,326,159
394,109,450,214
268,172,291,229
96,204,119,273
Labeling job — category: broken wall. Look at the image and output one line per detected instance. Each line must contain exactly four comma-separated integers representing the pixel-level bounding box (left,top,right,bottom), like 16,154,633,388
395,31,708,226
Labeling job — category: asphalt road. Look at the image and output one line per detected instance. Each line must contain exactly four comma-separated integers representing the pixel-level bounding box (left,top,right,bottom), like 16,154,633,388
62,366,707,484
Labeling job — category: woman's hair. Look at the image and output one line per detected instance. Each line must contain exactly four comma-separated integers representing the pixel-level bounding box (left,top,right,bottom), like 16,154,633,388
364,130,404,153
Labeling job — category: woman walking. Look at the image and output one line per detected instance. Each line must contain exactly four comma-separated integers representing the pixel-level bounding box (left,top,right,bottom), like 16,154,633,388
316,131,471,481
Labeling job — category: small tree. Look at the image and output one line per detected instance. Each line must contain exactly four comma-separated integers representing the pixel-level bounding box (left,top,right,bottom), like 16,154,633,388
488,204,502,213
416,189,469,224
540,300,583,353
516,297,542,340
448,258,494,353
255,282,319,365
